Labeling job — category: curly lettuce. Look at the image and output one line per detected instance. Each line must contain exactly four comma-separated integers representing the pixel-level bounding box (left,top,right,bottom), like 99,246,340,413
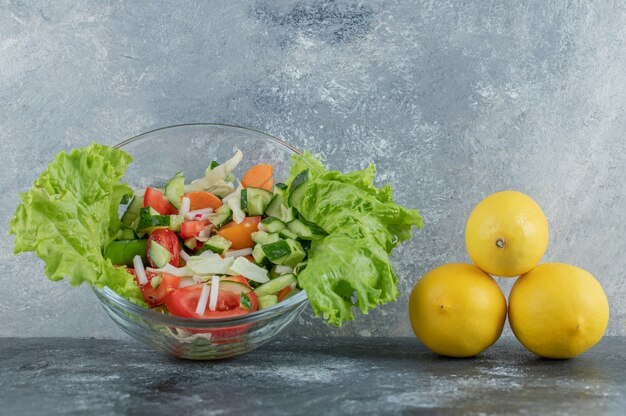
288,152,423,325
10,143,144,305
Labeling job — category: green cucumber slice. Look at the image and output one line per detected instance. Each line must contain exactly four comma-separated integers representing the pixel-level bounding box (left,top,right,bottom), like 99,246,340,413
204,235,232,255
254,274,297,297
149,240,171,269
121,193,144,227
210,204,233,229
259,217,286,233
164,171,185,209
258,295,278,309
287,218,328,240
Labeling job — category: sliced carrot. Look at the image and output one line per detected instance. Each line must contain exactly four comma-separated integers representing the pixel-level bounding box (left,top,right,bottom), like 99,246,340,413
259,177,273,192
244,255,256,263
184,191,223,211
242,164,273,190
217,217,262,250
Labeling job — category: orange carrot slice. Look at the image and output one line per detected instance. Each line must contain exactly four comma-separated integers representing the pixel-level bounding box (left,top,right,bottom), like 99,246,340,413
183,191,223,211
242,164,273,190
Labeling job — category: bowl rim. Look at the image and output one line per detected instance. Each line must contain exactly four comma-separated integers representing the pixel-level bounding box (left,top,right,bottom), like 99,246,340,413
96,123,309,328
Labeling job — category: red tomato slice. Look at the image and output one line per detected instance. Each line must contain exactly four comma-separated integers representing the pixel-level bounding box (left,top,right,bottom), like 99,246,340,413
180,220,210,240
217,216,262,250
143,187,178,215
165,284,258,337
134,272,181,307
147,228,181,268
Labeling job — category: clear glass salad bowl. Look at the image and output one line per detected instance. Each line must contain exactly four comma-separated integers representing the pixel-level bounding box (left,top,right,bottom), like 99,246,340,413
93,123,309,360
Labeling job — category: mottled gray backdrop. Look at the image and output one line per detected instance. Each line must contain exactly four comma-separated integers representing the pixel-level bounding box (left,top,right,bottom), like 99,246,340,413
1,1,624,338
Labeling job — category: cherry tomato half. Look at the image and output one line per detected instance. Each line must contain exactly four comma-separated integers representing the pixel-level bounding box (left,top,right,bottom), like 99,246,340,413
217,216,262,250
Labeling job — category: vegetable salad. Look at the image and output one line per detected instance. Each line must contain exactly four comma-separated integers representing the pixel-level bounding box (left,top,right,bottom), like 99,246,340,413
11,144,422,326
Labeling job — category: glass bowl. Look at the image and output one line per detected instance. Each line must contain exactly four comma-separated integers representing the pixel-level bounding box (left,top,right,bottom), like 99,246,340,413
93,123,309,360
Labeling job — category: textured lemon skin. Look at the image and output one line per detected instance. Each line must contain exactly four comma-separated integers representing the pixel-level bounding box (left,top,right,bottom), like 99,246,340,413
408,264,507,357
465,190,549,277
509,263,609,359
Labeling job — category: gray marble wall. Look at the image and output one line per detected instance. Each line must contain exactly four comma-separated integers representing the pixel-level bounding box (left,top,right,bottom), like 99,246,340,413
1,1,624,338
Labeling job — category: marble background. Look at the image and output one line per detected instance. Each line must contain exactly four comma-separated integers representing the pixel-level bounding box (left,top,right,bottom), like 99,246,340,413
1,0,624,338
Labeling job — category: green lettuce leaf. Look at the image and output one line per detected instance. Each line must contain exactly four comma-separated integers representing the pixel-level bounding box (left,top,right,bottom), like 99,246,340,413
10,143,144,305
288,152,423,326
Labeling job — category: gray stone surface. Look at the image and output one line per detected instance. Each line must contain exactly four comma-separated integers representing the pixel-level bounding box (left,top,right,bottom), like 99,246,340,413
1,336,625,415
1,1,625,338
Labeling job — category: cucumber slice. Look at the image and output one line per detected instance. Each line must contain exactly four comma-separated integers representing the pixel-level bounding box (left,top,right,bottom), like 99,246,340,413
137,207,171,234
149,240,171,269
259,217,286,233
252,243,269,266
204,235,232,255
169,215,184,232
280,206,297,223
289,169,309,192
254,273,297,297
184,238,197,250
279,228,298,240
247,187,273,216
287,218,328,240
251,231,281,245
240,189,249,212
264,194,284,219
262,239,306,268
121,193,144,227
288,183,307,209
164,172,185,209
210,204,232,229
258,295,278,309
274,182,288,196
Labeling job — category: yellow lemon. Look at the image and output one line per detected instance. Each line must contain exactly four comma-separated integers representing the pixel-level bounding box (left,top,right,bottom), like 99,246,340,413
465,190,549,277
408,263,507,357
509,263,609,359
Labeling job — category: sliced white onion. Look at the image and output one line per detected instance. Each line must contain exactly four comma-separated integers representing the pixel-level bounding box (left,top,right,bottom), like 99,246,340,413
195,284,210,315
209,276,220,311
224,248,253,258
179,250,191,262
221,187,240,203
146,264,194,277
133,255,148,285
179,197,191,217
197,225,213,239
192,274,208,284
